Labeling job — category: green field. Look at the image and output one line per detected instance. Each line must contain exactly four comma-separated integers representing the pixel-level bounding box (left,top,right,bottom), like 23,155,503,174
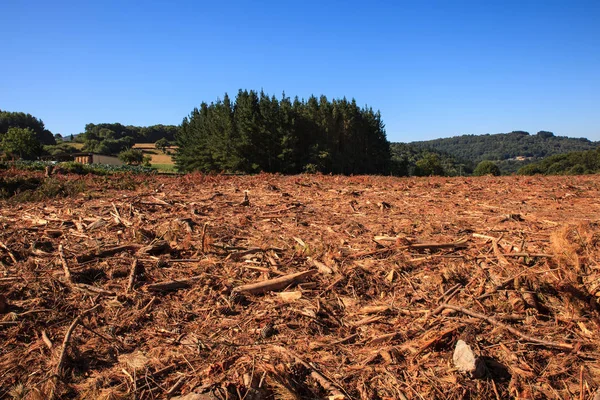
152,163,177,173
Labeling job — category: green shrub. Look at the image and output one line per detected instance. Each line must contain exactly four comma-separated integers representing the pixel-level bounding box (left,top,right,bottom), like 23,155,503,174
567,164,587,175
303,163,319,174
9,178,86,202
118,149,145,165
473,160,501,176
0,176,42,199
517,164,544,175
59,161,95,175
2,160,156,176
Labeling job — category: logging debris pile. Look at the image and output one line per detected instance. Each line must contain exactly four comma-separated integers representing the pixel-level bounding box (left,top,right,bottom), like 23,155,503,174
1,171,600,399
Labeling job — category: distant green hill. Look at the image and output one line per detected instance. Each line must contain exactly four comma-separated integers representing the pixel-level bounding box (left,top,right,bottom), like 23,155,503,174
406,131,598,173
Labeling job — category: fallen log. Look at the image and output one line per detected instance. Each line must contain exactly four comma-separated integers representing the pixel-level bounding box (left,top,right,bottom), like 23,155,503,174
232,269,318,295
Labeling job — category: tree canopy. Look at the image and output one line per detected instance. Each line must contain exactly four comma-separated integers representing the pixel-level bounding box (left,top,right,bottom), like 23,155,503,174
118,149,150,166
1,127,42,159
0,109,56,145
174,90,391,174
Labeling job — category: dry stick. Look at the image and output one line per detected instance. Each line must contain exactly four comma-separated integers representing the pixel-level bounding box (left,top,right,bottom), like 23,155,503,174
58,245,72,282
0,240,18,264
145,275,204,292
475,267,560,301
439,303,574,351
126,259,139,293
261,204,301,215
42,330,54,350
322,333,359,348
348,240,468,259
580,365,585,400
133,296,156,322
137,240,170,256
436,283,462,303
271,345,347,399
369,332,399,345
428,287,462,319
166,375,186,397
227,247,283,261
233,269,318,295
55,304,101,377
493,253,553,258
200,222,208,253
59,245,116,296
76,244,143,263
492,238,510,267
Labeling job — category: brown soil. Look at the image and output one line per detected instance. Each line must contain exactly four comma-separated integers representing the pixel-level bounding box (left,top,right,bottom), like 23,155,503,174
1,171,600,399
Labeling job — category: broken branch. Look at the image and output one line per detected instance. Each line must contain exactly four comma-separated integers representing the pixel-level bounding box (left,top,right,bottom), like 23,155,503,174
438,303,574,351
232,269,318,295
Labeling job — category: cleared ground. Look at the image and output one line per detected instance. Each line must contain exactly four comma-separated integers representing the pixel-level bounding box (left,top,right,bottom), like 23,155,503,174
1,173,599,399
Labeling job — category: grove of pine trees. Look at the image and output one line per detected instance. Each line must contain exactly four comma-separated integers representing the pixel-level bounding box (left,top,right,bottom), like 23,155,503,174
174,90,391,174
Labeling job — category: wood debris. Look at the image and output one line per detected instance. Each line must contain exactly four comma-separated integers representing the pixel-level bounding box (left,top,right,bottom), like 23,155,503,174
1,171,600,399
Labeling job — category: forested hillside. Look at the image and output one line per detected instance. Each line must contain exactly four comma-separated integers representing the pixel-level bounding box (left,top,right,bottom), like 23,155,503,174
409,131,598,167
175,90,391,174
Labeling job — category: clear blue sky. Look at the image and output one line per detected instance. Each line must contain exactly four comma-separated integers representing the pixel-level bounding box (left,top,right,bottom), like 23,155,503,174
1,0,599,142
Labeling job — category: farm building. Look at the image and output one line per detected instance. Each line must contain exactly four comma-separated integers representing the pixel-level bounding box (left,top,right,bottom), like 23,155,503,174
72,153,124,166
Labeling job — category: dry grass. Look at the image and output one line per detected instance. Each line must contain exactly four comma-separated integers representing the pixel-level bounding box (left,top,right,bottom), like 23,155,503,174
133,143,176,168
1,172,600,399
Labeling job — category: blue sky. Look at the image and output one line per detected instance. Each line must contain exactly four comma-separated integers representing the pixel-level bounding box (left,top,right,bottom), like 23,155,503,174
1,0,599,142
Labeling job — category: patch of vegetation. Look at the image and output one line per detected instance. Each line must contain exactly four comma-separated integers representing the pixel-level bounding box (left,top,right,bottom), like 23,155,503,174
152,163,178,173
473,160,501,176
0,176,85,201
517,147,600,175
43,142,81,156
0,160,156,175
390,143,471,176
118,149,151,166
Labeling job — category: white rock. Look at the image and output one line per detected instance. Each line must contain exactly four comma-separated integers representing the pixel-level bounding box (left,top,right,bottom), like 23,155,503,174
453,340,486,378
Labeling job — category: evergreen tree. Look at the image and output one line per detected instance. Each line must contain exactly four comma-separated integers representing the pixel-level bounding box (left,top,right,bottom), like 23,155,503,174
174,90,392,175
